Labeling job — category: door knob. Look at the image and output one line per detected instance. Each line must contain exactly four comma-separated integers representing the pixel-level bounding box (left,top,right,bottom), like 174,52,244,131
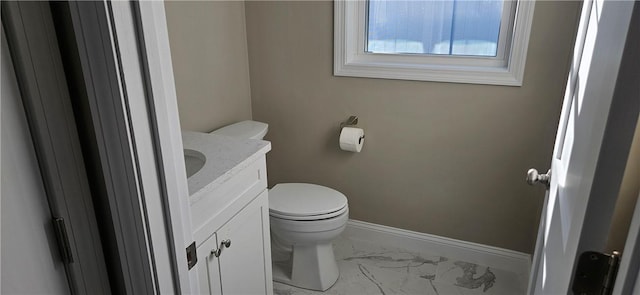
526,168,551,187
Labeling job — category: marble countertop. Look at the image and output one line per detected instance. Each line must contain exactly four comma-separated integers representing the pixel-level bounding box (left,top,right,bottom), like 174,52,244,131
182,131,271,200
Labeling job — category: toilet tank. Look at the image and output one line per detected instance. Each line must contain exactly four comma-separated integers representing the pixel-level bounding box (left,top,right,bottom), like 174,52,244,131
210,120,268,140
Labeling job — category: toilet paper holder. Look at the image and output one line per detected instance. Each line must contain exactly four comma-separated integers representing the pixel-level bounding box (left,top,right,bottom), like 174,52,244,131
339,115,359,131
339,116,364,143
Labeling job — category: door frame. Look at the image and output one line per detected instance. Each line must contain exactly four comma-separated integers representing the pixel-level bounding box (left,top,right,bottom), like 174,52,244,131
60,0,197,293
130,2,197,291
609,4,640,293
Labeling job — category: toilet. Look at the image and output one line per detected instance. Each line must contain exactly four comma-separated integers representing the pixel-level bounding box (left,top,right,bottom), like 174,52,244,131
210,120,349,291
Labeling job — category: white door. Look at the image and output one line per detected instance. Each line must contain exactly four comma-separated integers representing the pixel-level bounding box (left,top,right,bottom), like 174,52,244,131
1,29,71,295
528,0,637,294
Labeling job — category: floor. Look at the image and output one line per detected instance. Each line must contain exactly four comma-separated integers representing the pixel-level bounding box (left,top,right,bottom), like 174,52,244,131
273,236,528,295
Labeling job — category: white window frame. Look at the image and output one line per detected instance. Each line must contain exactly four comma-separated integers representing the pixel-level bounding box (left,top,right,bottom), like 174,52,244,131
334,0,536,86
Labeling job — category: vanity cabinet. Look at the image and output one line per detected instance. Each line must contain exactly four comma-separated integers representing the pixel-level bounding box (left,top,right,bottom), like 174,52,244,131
196,190,271,295
187,146,273,295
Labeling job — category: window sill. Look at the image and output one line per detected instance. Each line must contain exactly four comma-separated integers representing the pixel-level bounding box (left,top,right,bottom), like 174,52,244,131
333,57,524,86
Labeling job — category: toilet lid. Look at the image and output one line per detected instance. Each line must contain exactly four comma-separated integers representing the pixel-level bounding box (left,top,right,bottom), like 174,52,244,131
269,183,348,218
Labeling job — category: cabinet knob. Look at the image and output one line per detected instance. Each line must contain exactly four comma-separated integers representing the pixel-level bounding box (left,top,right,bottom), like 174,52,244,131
211,239,232,258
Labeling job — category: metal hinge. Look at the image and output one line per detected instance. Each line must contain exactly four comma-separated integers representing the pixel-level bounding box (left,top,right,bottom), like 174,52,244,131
572,251,621,295
52,217,74,264
186,241,197,270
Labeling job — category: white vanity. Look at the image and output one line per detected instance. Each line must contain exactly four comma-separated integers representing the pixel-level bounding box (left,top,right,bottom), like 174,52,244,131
182,131,273,295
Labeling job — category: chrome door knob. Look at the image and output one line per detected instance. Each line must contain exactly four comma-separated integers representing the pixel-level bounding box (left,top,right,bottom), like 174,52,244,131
526,168,551,187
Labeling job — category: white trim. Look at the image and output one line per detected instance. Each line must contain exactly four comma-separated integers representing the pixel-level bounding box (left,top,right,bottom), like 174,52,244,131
134,1,197,293
68,1,198,293
110,1,180,293
612,3,640,292
64,2,157,292
344,220,531,275
334,0,535,86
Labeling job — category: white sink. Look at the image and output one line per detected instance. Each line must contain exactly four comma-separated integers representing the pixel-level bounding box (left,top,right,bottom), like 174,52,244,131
184,149,206,178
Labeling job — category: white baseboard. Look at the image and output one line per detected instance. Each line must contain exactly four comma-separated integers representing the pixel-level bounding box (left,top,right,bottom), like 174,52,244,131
343,219,531,275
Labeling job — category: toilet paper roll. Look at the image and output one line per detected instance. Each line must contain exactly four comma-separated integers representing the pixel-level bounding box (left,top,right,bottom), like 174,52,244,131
339,127,365,152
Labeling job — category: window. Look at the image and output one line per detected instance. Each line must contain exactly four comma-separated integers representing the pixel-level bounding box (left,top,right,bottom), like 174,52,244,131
334,0,535,86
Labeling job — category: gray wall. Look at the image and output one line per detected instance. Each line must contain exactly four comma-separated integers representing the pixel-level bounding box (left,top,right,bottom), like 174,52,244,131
245,1,581,253
165,1,252,132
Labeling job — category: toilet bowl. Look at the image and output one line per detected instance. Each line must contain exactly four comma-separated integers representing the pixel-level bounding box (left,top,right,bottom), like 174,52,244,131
210,121,349,291
269,183,348,291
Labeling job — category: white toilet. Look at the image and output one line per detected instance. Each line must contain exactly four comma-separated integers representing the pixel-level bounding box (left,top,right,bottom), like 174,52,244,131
210,120,349,291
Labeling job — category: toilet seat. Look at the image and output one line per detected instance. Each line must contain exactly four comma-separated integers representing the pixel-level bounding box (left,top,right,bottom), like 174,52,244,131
269,183,348,221
270,205,348,221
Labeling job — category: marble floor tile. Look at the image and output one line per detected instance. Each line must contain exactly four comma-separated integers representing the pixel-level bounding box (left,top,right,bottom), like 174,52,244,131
273,235,527,295
434,260,527,295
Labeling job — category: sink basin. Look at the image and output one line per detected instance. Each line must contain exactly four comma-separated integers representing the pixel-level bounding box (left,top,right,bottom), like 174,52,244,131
184,149,206,178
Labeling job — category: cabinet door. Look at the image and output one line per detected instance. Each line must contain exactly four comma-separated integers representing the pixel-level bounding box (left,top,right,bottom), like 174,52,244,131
197,233,222,295
217,190,272,295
